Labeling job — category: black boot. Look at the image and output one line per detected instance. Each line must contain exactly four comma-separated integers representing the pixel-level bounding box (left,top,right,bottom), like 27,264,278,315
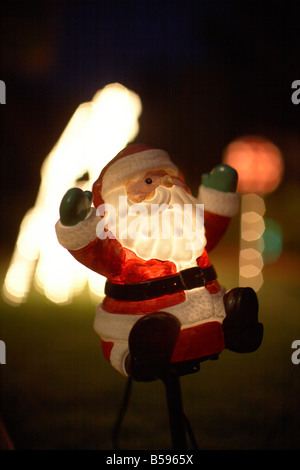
126,312,181,382
222,287,263,353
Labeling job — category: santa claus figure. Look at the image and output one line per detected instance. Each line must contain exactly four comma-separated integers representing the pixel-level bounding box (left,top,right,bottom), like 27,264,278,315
55,144,262,381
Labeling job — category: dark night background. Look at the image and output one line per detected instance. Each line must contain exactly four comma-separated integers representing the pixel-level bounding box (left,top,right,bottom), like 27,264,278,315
0,0,299,451
1,0,299,249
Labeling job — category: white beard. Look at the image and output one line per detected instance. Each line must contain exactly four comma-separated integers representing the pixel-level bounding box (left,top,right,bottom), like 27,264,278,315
99,185,207,271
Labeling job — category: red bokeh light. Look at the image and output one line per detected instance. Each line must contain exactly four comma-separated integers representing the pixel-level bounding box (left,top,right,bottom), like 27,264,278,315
223,136,284,194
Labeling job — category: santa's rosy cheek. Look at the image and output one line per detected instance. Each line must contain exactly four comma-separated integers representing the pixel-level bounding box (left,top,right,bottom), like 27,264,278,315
126,179,158,203
126,180,158,203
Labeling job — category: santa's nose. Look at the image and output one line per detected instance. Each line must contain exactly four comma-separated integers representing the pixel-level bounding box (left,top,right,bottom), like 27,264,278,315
161,174,174,188
161,174,190,193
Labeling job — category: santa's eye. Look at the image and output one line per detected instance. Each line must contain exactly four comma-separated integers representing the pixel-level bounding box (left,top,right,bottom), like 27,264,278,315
145,178,153,184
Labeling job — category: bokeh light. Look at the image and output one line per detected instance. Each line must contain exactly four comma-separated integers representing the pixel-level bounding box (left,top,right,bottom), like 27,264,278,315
223,135,284,195
3,83,142,305
239,194,266,292
223,136,284,292
262,218,283,264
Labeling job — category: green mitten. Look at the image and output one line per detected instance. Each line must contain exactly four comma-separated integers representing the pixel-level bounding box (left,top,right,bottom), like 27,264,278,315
201,164,238,193
59,188,93,226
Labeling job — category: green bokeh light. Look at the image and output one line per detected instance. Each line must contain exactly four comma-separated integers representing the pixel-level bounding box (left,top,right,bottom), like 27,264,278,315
262,218,283,264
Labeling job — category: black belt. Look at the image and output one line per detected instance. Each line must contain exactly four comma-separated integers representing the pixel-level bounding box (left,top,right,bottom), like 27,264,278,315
104,265,217,302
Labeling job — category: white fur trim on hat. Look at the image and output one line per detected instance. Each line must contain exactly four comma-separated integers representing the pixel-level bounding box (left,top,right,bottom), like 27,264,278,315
101,149,178,198
198,185,240,217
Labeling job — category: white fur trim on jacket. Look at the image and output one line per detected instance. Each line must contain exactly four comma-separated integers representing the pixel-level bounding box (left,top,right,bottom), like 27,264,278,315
55,207,99,251
109,343,129,376
93,286,226,376
198,185,240,218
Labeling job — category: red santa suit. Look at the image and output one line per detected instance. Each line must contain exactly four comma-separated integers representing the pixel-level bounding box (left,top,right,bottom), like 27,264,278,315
55,145,240,376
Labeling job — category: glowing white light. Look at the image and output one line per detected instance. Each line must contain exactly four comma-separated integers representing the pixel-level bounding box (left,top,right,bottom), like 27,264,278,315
3,83,142,305
242,211,263,224
239,194,266,292
240,264,262,278
239,270,264,291
240,248,264,270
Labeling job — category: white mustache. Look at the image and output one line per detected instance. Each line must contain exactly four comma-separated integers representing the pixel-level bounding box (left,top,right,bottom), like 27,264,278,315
97,185,206,268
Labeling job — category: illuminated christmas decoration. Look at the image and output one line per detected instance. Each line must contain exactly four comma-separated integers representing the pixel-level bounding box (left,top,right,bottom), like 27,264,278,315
223,135,284,291
55,144,263,379
3,83,142,305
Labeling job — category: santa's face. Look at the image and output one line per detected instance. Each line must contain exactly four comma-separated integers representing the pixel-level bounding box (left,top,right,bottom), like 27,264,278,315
99,169,206,270
126,169,190,203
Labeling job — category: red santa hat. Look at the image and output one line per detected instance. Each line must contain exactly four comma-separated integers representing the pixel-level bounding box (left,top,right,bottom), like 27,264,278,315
92,143,179,207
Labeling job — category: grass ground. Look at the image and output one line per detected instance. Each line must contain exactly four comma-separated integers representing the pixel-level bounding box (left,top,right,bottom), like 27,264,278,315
0,244,299,450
